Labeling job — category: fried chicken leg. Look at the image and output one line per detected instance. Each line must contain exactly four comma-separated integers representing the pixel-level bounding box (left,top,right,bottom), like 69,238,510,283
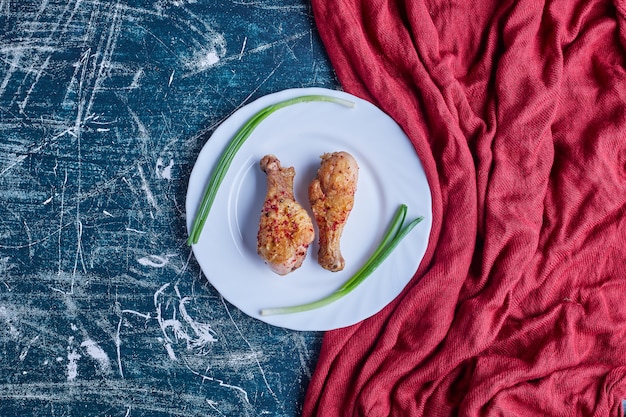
309,151,359,272
257,155,315,276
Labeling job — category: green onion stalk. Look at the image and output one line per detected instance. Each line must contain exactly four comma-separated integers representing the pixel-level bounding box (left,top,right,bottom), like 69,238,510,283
260,204,423,315
187,94,355,246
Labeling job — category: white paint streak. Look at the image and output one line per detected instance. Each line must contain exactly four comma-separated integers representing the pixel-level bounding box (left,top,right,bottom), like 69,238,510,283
136,164,159,211
0,50,22,97
0,140,50,177
222,297,279,405
61,49,89,109
137,254,169,268
67,349,81,381
72,219,87,283
164,342,177,361
84,3,123,119
194,50,220,69
129,68,143,89
81,339,112,375
182,26,227,77
116,318,124,379
206,399,226,416
19,55,51,112
183,358,250,404
19,336,39,361
239,37,247,60
179,297,217,350
182,31,306,79
57,169,68,277
232,1,306,10
0,306,19,339
293,333,313,379
128,107,150,152
154,283,217,357
115,310,153,379
121,309,151,320
156,157,173,180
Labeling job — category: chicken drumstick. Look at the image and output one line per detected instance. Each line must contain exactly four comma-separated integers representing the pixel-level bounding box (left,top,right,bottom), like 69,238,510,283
257,155,315,276
309,151,359,272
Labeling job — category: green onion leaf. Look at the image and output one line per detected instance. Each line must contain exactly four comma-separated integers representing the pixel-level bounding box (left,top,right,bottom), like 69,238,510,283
187,94,355,246
260,205,424,316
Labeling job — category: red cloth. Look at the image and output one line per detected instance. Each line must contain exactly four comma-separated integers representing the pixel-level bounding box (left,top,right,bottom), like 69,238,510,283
304,0,626,415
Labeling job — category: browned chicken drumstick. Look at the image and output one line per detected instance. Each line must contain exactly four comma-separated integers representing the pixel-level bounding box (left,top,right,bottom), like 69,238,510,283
257,155,315,276
309,151,359,272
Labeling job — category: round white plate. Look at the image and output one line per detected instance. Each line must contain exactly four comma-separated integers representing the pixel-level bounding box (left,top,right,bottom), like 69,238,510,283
186,87,432,331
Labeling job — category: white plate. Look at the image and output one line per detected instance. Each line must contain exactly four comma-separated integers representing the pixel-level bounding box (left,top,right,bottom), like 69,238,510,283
186,88,432,331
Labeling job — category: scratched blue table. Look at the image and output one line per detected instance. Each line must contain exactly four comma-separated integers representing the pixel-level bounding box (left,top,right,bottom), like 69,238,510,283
0,1,338,415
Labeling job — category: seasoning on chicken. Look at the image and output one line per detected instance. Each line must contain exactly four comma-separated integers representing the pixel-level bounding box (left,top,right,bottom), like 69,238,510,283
308,151,359,272
257,155,315,276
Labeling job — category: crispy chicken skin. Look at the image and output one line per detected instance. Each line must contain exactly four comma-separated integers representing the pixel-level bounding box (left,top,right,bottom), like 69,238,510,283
257,155,315,276
309,151,359,272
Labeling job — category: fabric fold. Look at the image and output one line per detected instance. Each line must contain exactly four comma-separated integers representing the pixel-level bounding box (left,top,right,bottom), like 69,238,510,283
304,0,626,415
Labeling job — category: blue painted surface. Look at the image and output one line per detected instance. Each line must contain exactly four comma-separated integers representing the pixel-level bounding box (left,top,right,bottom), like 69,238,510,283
0,1,338,415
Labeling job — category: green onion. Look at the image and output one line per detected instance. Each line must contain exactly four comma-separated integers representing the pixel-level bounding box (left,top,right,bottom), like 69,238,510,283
260,204,424,316
187,94,355,246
